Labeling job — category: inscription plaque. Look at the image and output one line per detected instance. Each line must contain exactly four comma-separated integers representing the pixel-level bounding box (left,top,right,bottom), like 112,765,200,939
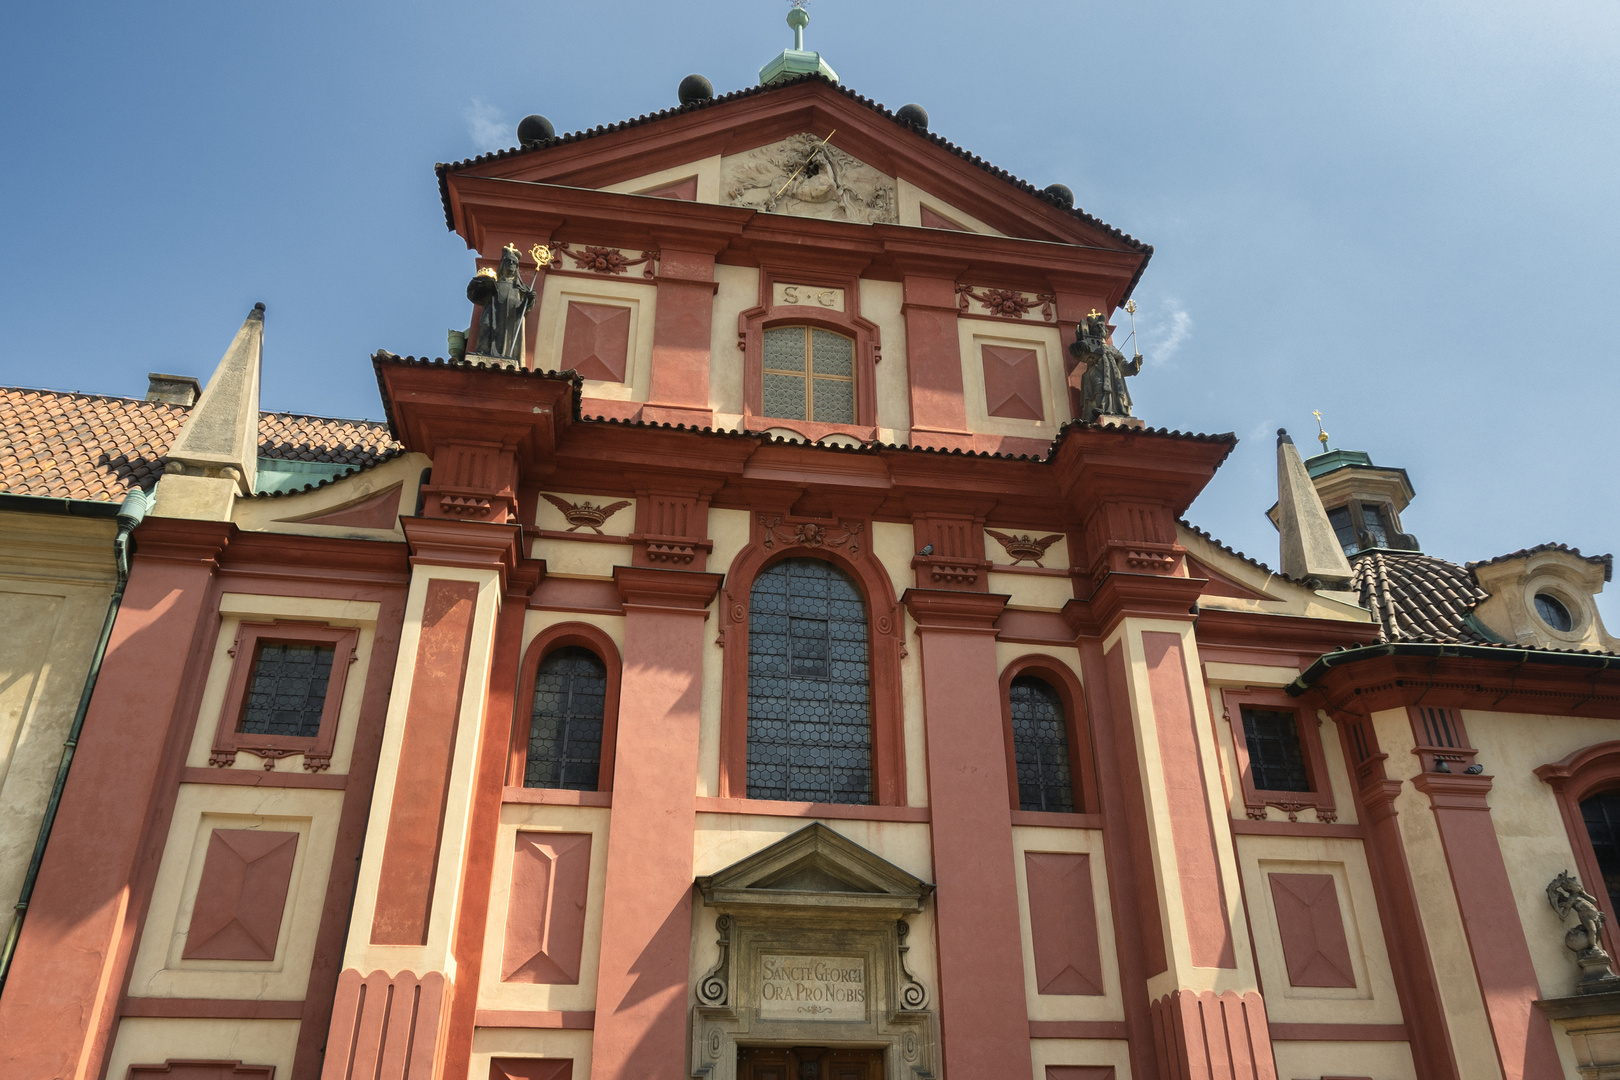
758,954,867,1021
772,283,845,311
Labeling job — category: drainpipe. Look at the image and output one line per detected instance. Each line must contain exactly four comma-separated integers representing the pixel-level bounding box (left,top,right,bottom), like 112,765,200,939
0,487,150,996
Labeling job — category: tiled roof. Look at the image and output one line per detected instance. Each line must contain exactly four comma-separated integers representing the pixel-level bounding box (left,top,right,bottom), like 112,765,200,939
1467,543,1614,583
1351,549,1492,645
436,74,1152,292
0,387,400,503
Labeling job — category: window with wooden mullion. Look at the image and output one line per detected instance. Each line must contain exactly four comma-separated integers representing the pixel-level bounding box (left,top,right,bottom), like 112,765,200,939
762,326,855,424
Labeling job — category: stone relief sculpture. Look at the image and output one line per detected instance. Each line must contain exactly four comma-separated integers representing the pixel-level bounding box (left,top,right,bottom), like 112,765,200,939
1069,312,1143,422
1547,870,1620,992
722,134,897,225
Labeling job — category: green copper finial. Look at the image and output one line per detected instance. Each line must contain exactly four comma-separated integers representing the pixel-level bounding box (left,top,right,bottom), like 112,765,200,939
761,0,838,86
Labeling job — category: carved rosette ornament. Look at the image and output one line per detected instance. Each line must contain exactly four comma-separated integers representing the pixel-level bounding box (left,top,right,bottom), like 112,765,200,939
552,242,659,278
956,284,1056,322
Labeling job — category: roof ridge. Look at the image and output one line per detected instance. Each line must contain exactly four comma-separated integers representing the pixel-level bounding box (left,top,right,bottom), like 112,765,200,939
434,73,1150,264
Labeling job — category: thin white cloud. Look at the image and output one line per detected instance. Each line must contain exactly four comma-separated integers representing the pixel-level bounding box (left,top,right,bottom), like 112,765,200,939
1154,300,1192,362
465,98,508,153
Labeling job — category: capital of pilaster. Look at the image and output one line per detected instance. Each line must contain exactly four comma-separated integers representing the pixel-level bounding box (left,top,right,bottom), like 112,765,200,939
402,516,524,591
1411,770,1494,812
613,564,723,612
1064,572,1205,638
901,588,1008,631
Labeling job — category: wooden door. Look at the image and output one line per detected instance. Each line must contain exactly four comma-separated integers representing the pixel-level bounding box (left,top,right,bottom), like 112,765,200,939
736,1045,884,1080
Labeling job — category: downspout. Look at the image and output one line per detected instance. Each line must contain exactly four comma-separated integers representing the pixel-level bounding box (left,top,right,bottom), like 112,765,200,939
0,487,150,996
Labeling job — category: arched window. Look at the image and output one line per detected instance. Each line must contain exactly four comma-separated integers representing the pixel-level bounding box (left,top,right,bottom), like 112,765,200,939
762,327,856,424
1009,675,1076,813
746,558,872,804
525,646,607,790
1584,790,1620,917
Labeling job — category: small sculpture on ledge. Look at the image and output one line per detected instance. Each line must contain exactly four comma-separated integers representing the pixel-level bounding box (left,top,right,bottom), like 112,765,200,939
465,243,546,361
1069,312,1142,423
1548,870,1620,993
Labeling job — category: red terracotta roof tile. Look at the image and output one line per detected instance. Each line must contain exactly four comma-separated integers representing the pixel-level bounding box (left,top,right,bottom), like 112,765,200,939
0,387,400,503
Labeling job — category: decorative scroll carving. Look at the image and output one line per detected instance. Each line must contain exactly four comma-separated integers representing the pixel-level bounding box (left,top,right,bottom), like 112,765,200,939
541,493,632,534
956,284,1056,322
896,919,928,1010
986,530,1064,567
697,914,733,1006
553,242,659,278
758,515,864,556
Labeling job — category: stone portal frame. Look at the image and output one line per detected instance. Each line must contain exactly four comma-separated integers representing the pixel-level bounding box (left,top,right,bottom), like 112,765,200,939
738,264,882,443
1219,686,1337,823
1537,740,1620,958
998,655,1100,815
716,516,907,805
207,619,359,772
690,824,937,1080
509,621,622,792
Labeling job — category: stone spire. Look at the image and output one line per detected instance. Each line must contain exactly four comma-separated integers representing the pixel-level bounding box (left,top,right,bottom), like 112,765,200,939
1274,428,1354,588
153,304,264,520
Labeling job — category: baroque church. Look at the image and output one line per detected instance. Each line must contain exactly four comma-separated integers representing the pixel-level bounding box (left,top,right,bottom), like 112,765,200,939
3,12,1620,1080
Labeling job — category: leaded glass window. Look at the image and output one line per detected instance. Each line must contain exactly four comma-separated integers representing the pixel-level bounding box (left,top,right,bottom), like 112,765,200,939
239,642,335,737
526,646,606,790
746,558,872,804
1240,707,1311,792
1009,675,1076,813
1584,791,1620,917
762,326,856,423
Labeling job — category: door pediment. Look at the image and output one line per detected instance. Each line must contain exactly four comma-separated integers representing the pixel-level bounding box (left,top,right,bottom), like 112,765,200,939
697,823,932,916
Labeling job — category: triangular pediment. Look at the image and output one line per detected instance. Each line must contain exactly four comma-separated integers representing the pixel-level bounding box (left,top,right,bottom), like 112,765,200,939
697,823,933,915
438,76,1144,251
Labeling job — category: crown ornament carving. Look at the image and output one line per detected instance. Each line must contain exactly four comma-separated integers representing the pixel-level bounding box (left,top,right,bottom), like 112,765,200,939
986,530,1064,567
541,493,632,534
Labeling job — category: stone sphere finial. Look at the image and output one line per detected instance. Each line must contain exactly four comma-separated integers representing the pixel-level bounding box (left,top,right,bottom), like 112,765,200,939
678,74,715,106
1044,183,1075,209
516,114,555,145
896,104,929,131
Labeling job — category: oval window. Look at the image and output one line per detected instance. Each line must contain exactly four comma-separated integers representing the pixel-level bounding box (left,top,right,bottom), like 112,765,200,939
1535,592,1574,633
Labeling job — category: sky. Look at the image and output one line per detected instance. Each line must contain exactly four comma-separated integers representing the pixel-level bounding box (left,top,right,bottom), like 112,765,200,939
2,1,1616,619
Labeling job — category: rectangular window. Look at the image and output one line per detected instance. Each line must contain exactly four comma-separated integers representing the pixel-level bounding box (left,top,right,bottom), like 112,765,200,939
1361,503,1389,548
1327,506,1358,555
762,327,855,424
1240,707,1311,792
209,620,359,772
239,641,336,738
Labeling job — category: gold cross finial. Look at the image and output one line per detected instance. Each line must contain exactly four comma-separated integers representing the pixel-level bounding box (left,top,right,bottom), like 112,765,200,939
1086,309,1103,319
1313,410,1329,453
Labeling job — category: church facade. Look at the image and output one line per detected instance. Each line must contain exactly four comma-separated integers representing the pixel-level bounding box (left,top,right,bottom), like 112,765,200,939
3,45,1620,1080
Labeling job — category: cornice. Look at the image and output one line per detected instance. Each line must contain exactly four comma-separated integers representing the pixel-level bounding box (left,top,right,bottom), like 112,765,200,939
612,565,723,611
901,588,1008,629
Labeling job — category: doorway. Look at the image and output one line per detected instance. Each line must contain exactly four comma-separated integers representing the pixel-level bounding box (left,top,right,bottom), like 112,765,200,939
736,1045,885,1080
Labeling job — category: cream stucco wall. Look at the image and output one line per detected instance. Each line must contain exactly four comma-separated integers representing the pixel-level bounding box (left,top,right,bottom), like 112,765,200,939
1270,1038,1416,1080
534,273,658,403
107,1017,301,1080
1011,824,1123,1023
710,264,759,428
1376,706,1506,1080
0,511,117,925
860,278,911,443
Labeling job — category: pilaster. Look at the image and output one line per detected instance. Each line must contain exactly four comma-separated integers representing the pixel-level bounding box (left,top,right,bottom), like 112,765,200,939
644,244,720,426
590,565,722,1080
898,270,973,450
321,518,523,1079
0,519,232,1080
902,587,1031,1079
1410,766,1564,1079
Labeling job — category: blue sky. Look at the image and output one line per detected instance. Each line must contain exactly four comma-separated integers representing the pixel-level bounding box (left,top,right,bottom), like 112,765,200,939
2,1,1616,618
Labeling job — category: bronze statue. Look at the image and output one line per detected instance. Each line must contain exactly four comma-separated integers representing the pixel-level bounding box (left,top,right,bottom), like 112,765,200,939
466,244,536,361
1069,313,1142,422
1548,870,1620,992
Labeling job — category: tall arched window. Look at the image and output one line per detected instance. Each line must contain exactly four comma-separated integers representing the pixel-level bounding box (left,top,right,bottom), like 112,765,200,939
525,646,607,790
1584,791,1620,917
746,558,872,804
1009,675,1076,813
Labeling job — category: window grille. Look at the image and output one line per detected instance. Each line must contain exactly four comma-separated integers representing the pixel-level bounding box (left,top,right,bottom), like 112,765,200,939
1239,707,1311,792
1585,791,1620,917
762,326,856,424
1009,675,1076,813
1361,503,1390,548
239,642,335,738
746,558,872,804
1327,506,1359,555
526,646,606,790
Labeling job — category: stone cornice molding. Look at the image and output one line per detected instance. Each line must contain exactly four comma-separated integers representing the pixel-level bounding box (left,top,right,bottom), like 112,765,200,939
611,565,722,611
901,588,1008,630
